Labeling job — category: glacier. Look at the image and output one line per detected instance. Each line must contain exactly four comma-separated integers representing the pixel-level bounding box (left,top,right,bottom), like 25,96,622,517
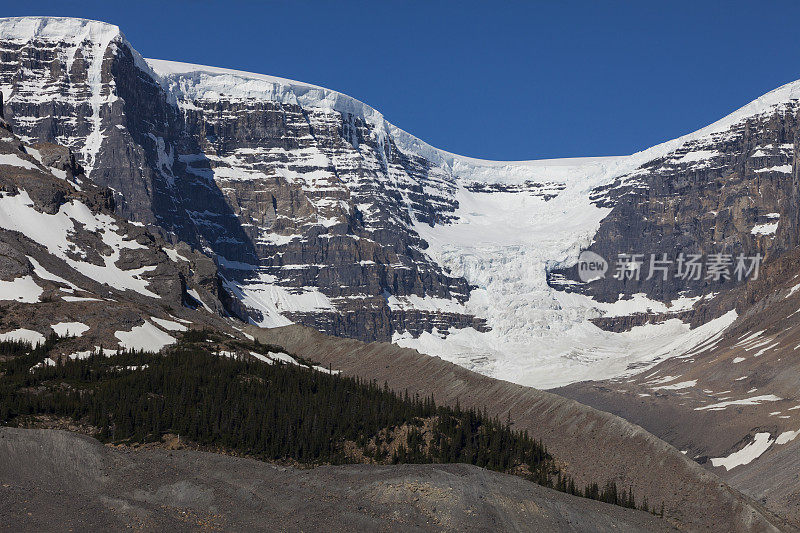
3,16,799,387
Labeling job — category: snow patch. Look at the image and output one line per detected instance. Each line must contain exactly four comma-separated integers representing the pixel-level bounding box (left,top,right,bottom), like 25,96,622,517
220,273,334,328
151,317,188,332
62,295,101,302
776,430,800,445
695,394,782,411
249,351,273,364
711,433,773,470
51,321,89,337
0,328,45,344
163,247,190,263
31,358,56,370
186,288,213,313
0,275,43,303
115,321,176,352
68,347,101,360
752,222,779,236
27,256,80,291
754,165,792,174
0,153,38,170
653,379,697,391
753,342,780,357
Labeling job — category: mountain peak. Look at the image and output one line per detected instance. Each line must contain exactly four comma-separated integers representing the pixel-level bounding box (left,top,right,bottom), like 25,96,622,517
0,16,123,45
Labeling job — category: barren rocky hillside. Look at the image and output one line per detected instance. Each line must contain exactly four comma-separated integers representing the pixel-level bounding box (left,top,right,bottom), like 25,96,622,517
0,427,675,532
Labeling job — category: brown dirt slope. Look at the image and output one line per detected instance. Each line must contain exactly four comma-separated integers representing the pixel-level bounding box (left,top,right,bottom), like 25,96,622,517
247,323,788,532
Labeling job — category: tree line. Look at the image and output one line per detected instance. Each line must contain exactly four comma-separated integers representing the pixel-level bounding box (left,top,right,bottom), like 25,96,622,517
0,334,661,514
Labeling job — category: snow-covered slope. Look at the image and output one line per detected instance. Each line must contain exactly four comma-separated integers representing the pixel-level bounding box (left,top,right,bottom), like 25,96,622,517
0,115,237,358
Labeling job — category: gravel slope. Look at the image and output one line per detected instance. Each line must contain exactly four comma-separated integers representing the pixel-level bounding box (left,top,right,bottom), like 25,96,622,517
0,427,673,532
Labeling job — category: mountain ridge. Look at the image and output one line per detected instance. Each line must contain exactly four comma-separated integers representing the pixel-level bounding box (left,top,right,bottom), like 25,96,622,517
7,16,799,175
2,14,799,388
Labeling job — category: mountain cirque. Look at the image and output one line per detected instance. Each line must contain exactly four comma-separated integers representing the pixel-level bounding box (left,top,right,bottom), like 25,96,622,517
1,14,800,532
4,16,799,390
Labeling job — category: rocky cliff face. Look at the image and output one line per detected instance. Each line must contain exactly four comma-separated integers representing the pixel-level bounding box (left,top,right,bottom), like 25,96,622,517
551,98,800,311
0,18,246,255
0,17,487,342
168,84,483,340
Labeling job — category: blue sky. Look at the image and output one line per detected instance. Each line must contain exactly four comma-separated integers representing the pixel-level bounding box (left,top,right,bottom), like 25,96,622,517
6,1,800,160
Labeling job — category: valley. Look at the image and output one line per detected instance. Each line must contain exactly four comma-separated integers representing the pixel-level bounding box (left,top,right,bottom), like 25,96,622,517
0,14,799,531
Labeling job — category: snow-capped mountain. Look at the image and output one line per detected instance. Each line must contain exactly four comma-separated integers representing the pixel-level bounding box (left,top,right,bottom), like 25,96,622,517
1,16,799,390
